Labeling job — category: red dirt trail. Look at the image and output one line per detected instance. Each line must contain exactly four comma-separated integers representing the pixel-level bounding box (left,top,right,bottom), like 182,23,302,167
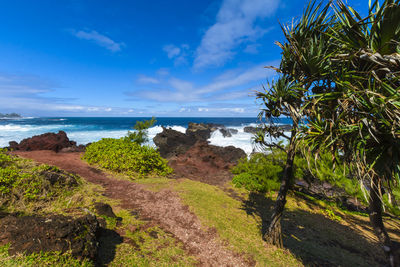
14,151,251,267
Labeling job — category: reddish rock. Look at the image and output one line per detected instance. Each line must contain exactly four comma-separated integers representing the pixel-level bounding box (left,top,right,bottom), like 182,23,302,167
154,126,246,185
169,141,246,185
9,131,76,152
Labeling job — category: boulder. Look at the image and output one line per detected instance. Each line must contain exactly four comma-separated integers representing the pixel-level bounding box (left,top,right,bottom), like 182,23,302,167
186,123,213,141
219,128,238,138
0,214,100,260
94,202,117,218
9,131,77,152
153,127,197,158
38,167,79,187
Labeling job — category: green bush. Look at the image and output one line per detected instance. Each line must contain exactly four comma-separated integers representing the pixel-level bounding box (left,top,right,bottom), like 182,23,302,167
232,149,363,198
232,152,284,192
83,138,172,177
83,118,172,178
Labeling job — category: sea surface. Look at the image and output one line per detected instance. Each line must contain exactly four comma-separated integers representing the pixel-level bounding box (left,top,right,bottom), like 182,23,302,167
0,117,292,154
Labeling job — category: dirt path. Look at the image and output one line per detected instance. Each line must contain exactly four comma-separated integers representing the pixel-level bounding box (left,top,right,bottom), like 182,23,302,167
14,151,250,267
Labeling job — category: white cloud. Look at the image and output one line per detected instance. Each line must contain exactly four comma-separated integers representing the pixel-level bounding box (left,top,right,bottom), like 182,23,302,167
130,61,277,103
196,107,245,113
0,73,141,116
244,44,260,54
71,29,124,52
163,44,181,58
157,68,170,76
137,75,160,84
194,0,279,69
163,44,190,66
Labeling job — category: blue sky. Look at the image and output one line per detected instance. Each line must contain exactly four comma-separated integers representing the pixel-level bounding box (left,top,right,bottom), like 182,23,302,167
0,0,366,117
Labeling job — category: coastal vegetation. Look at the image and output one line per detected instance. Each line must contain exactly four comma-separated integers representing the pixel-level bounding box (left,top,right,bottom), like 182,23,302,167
83,118,172,177
254,0,400,264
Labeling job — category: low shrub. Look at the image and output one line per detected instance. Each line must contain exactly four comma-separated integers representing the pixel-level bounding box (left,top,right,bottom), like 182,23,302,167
83,138,172,177
232,152,284,192
83,118,172,178
232,148,364,198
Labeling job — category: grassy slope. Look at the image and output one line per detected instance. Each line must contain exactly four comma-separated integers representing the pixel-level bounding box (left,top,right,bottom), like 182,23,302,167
136,177,400,267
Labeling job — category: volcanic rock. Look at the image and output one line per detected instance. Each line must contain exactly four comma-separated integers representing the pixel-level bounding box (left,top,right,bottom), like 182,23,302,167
186,122,214,141
153,127,197,158
94,202,117,218
9,131,77,152
169,141,247,185
219,128,238,138
0,214,100,260
38,166,79,187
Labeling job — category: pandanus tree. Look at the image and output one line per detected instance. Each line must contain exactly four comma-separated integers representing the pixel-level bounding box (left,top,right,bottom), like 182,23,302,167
301,0,400,265
255,1,332,247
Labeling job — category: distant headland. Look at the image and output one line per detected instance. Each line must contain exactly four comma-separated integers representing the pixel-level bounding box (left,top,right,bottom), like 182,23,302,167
0,113,22,118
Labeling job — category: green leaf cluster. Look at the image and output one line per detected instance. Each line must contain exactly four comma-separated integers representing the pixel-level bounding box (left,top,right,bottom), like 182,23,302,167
83,138,172,177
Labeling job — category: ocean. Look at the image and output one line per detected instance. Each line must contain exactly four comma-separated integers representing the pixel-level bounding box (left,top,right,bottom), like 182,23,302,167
0,117,292,154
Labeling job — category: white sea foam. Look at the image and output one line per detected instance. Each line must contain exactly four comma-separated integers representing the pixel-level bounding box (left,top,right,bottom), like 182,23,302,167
208,126,260,155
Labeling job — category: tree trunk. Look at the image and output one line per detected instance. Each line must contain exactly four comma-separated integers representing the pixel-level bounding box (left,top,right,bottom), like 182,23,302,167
369,176,400,267
263,130,296,248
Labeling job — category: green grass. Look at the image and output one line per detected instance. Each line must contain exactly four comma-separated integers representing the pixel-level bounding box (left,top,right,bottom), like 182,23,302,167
173,179,301,266
0,244,93,267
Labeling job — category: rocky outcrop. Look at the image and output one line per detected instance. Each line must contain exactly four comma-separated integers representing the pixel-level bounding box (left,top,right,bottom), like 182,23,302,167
8,131,83,152
153,126,246,160
186,122,239,139
186,122,215,141
153,127,197,158
169,141,247,185
154,125,247,185
0,214,100,260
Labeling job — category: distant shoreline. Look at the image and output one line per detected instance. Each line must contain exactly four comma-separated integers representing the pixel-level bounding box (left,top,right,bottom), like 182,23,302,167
0,113,22,119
